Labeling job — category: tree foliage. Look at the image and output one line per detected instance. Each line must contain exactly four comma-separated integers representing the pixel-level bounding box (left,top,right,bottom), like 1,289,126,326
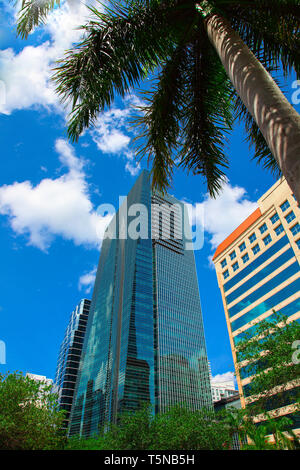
0,371,66,450
52,0,300,194
16,1,300,196
66,404,235,450
235,312,300,416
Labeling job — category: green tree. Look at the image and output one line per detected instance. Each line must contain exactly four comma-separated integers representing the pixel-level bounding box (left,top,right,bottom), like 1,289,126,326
66,404,235,450
221,406,300,450
236,312,300,416
16,1,300,201
0,371,66,450
233,313,300,449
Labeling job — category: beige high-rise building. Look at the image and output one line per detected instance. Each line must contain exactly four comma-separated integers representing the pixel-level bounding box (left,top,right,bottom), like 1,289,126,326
212,178,300,431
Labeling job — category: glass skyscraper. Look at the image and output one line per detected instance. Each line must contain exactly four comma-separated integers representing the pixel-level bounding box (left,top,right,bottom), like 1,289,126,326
54,298,91,428
68,170,212,437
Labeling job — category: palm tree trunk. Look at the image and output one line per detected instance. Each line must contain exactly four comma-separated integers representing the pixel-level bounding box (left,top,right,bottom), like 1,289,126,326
204,13,300,203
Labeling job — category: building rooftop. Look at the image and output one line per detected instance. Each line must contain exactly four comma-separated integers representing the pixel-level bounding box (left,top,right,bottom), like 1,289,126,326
212,208,261,261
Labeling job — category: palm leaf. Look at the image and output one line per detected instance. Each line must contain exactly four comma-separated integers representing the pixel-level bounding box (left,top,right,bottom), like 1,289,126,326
131,43,189,193
53,0,176,142
179,33,233,197
228,1,300,77
16,0,61,39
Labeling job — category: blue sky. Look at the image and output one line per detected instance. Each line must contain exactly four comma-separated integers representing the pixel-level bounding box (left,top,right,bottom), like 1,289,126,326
0,1,299,386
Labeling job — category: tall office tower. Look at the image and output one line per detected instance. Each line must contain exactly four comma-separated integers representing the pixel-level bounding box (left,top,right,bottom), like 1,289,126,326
68,170,212,437
213,178,300,427
54,298,91,428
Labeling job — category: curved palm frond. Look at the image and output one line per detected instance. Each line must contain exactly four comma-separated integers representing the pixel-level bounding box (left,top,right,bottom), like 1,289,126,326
131,43,189,193
179,34,233,197
49,0,300,197
53,0,176,142
16,0,60,39
228,1,300,77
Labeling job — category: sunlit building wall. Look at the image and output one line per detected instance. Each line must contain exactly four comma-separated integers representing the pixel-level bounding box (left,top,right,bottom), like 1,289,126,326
68,170,212,437
213,178,300,432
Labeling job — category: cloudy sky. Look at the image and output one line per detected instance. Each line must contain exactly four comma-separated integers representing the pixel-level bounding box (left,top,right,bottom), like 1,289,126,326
0,1,298,385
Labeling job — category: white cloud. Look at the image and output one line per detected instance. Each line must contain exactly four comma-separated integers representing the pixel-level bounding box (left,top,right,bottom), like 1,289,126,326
0,4,146,175
125,160,141,177
0,139,112,250
78,266,97,294
124,151,141,176
211,371,236,385
0,1,99,114
186,181,258,251
55,137,84,174
93,127,130,154
0,43,58,114
91,98,141,154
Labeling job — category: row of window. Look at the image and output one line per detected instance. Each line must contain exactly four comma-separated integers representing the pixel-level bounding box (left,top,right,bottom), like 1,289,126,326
230,277,300,332
223,236,270,279
221,208,300,278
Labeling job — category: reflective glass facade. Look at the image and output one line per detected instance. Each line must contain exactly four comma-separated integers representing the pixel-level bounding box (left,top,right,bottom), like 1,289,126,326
68,171,212,436
54,298,91,428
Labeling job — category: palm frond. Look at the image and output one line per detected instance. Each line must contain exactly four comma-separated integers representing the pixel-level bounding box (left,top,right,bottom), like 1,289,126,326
227,0,300,77
53,0,175,142
16,0,60,39
131,43,189,193
179,33,233,197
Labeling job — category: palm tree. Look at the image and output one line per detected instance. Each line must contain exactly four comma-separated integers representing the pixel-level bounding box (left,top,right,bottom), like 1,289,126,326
17,1,300,202
16,0,61,37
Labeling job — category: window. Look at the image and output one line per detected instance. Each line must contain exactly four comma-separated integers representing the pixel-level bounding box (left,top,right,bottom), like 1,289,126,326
229,250,236,261
242,253,249,264
239,242,246,252
296,239,300,250
231,277,300,332
285,211,296,224
270,213,279,224
249,233,257,243
280,200,290,212
232,262,239,272
263,234,272,246
259,223,267,234
221,259,227,269
252,244,260,255
274,224,284,236
223,270,229,280
225,247,294,305
291,223,300,236
223,235,288,292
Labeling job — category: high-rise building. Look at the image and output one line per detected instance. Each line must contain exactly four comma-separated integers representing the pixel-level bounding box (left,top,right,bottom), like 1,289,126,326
26,372,53,387
212,178,300,427
54,298,91,428
68,170,212,437
207,361,238,403
211,379,238,403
